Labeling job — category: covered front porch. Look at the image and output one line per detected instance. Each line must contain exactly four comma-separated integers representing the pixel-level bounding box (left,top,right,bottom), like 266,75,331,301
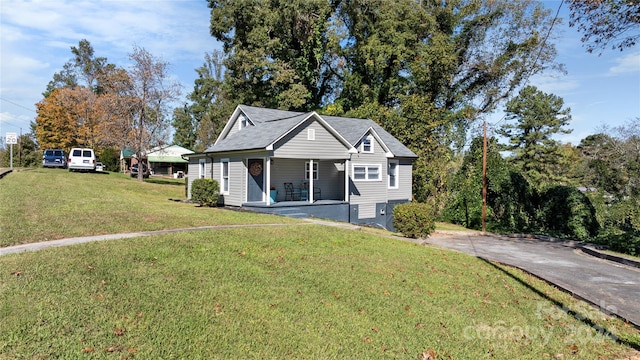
242,199,351,222
257,157,351,205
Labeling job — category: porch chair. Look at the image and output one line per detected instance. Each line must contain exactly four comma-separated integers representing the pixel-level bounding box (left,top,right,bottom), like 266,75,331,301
284,182,300,201
300,181,321,201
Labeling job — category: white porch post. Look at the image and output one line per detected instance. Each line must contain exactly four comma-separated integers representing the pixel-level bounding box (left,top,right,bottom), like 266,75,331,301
266,157,272,205
308,159,314,203
344,159,350,202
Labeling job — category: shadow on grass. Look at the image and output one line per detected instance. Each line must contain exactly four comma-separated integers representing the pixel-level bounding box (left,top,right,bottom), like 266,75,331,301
144,178,186,186
480,258,640,351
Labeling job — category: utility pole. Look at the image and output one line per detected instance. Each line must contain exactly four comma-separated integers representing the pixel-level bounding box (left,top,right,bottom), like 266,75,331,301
482,118,488,233
18,128,22,167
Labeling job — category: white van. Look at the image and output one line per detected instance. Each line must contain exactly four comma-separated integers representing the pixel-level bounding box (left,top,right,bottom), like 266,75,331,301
68,148,96,172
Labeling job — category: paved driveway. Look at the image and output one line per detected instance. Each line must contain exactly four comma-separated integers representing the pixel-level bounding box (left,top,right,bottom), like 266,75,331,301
424,232,640,328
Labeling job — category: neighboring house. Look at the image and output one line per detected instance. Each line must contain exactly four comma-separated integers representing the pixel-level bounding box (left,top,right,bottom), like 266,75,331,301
147,145,194,177
186,105,418,230
120,147,145,173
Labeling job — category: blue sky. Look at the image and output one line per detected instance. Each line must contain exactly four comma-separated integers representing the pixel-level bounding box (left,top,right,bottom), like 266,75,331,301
1,0,638,146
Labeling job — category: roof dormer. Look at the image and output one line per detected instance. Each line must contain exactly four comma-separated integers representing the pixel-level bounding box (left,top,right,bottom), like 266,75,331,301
237,114,254,131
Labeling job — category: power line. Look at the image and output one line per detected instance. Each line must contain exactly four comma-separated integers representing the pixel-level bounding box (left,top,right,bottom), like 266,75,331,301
488,0,565,129
0,97,37,113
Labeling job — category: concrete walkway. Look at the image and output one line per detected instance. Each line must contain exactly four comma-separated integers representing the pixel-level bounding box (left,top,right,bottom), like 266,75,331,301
2,222,638,329
0,224,302,256
423,232,640,328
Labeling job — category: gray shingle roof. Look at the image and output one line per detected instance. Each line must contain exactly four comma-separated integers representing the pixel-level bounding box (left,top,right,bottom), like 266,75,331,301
206,105,417,158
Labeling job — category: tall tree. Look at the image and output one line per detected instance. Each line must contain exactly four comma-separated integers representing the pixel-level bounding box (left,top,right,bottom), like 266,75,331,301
70,39,109,91
35,88,85,150
43,62,78,98
176,50,233,151
171,106,197,150
568,0,640,53
208,0,336,111
498,85,573,188
43,39,110,97
443,136,536,232
38,40,115,151
576,133,625,194
123,46,181,181
206,0,562,201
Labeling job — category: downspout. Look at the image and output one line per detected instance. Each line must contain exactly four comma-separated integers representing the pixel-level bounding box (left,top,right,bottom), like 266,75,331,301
208,154,214,179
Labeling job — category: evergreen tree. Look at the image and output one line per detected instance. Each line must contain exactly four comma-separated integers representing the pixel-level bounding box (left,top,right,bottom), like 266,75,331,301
498,85,572,189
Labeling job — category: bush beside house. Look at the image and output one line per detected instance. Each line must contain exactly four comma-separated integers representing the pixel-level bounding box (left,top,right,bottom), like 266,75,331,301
191,178,220,207
393,202,436,239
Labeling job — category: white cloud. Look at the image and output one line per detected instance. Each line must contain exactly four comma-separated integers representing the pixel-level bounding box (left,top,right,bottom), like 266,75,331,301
608,52,640,75
532,76,580,95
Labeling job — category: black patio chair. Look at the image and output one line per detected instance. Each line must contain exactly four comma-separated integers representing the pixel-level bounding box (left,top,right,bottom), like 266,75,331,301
284,182,299,200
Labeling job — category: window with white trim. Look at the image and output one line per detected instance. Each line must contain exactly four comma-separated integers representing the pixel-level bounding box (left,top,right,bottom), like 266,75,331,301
221,159,230,194
361,135,373,153
305,161,318,180
238,115,249,130
352,164,381,181
388,160,399,189
199,159,206,179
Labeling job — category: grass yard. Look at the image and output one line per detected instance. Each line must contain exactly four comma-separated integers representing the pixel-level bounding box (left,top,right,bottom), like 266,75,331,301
0,169,639,359
2,226,639,359
0,169,297,247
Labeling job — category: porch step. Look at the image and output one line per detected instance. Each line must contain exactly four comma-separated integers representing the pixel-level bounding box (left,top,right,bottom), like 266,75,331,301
273,207,309,218
283,213,309,218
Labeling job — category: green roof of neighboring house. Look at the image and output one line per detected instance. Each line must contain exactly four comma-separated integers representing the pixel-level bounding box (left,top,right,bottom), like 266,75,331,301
121,147,136,157
148,155,188,163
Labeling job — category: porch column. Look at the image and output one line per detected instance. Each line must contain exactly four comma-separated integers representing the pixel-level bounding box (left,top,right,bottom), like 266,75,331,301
344,159,350,202
266,157,272,205
308,159,314,203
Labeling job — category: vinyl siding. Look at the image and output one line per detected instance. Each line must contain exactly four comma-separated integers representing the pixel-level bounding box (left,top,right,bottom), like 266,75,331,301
349,135,388,207
208,155,250,206
358,203,377,219
270,159,344,201
225,157,246,206
270,158,302,201
187,155,212,200
273,120,350,159
387,160,413,201
225,114,254,139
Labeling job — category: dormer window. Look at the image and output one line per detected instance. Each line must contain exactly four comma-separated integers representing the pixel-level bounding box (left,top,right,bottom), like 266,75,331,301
238,115,249,130
361,135,373,153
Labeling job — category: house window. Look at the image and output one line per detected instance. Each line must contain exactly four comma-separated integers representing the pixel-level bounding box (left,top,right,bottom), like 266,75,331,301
199,159,206,179
221,159,229,194
305,161,318,180
308,128,315,140
361,135,373,153
238,115,249,130
388,160,399,189
353,164,381,181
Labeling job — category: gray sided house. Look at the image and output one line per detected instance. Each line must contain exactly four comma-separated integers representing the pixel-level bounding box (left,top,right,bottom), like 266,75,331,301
186,105,418,230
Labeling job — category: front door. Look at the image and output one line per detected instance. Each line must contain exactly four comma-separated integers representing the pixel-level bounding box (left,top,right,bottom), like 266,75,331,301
247,159,264,202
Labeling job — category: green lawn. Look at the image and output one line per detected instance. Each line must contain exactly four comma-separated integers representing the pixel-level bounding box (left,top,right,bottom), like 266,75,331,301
0,169,638,359
0,169,297,247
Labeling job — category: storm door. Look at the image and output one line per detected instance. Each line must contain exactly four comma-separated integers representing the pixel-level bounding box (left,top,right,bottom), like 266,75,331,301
247,159,264,202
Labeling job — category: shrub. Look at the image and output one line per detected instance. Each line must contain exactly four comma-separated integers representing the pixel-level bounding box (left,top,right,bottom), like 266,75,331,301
98,147,120,172
538,185,599,241
191,178,220,207
393,202,436,239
